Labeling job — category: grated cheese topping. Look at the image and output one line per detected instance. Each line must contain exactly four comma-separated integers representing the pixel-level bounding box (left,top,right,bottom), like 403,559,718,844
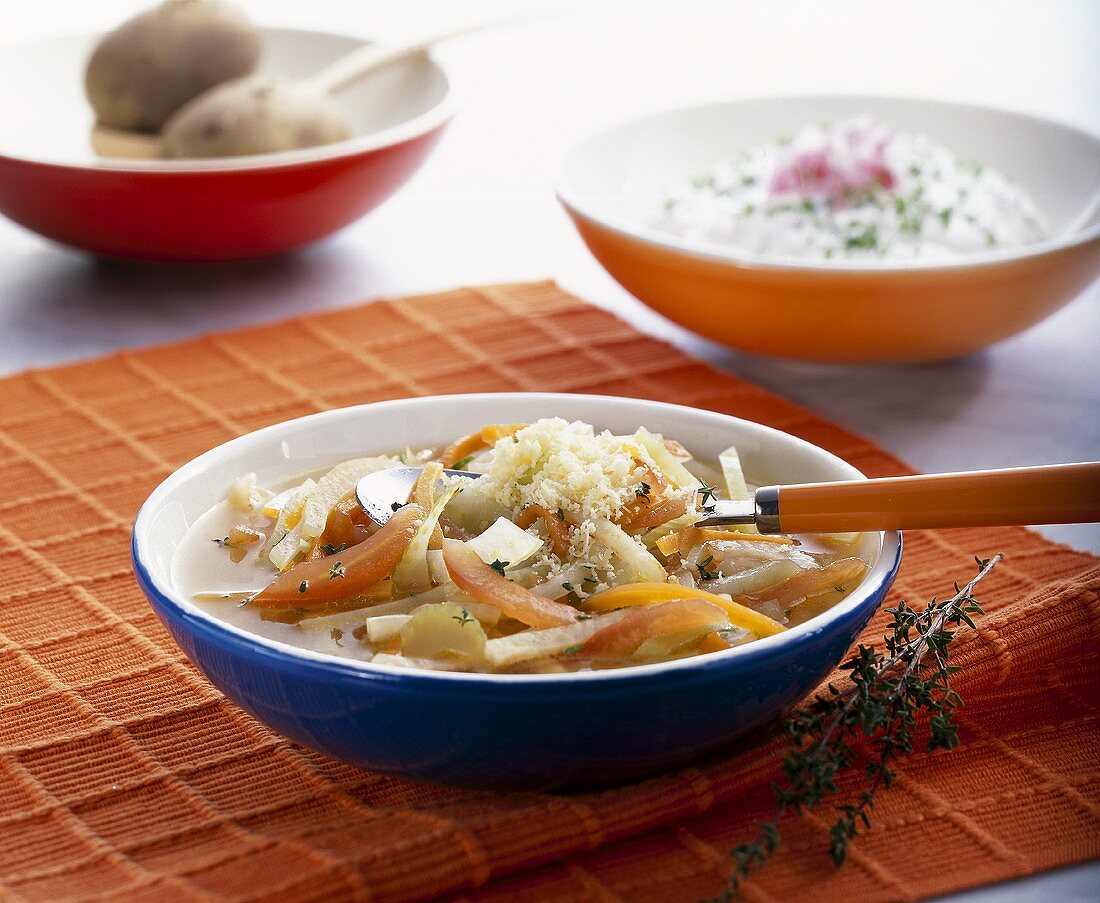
479,419,642,519
475,418,693,565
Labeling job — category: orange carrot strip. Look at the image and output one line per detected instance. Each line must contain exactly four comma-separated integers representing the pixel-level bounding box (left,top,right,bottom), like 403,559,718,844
251,505,424,610
655,527,794,557
312,490,373,558
697,631,732,654
615,457,687,533
226,525,263,547
582,599,728,657
407,462,444,549
582,582,786,637
442,539,579,628
440,423,526,467
618,495,687,533
515,504,573,559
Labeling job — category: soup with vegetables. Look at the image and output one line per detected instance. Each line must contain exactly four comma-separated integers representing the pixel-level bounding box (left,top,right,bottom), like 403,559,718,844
173,418,871,673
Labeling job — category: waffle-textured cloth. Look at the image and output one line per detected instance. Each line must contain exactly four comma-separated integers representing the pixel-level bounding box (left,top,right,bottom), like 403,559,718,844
0,282,1097,903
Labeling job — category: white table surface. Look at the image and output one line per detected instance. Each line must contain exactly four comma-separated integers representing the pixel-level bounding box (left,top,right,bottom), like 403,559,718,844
1,1,1097,899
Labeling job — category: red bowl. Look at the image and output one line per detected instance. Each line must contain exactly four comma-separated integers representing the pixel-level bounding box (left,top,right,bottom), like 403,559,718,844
0,28,454,262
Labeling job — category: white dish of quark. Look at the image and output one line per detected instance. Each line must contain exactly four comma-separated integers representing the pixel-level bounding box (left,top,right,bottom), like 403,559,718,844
653,116,1048,262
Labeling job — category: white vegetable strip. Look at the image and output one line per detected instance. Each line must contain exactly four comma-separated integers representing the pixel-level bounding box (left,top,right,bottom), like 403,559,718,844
530,562,590,599
702,559,802,597
718,446,752,501
719,445,758,535
261,487,295,519
427,549,450,585
393,482,462,593
299,457,394,544
592,517,667,583
260,478,315,559
228,472,258,513
640,513,699,548
297,596,425,631
483,611,627,668
444,482,512,534
633,427,697,489
269,520,305,571
466,517,545,569
365,614,412,642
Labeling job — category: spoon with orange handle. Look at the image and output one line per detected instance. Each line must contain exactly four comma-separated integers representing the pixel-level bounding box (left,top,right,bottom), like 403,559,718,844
695,462,1100,533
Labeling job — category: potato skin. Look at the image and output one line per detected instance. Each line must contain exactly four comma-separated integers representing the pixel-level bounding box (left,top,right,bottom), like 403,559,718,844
86,0,261,132
160,76,352,159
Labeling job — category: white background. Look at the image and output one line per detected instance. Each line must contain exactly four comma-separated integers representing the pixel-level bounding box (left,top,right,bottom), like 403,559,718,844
1,3,1098,899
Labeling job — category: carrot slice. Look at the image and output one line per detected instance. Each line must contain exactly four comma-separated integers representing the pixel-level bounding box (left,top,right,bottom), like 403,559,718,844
656,527,794,557
225,525,263,547
440,423,526,467
617,495,687,533
251,505,425,610
614,457,680,533
311,490,373,558
442,539,579,628
582,599,728,657
258,586,392,624
582,582,786,637
515,504,573,559
697,631,732,654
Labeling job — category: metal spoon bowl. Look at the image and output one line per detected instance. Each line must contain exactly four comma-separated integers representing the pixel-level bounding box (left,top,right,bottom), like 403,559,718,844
356,467,481,526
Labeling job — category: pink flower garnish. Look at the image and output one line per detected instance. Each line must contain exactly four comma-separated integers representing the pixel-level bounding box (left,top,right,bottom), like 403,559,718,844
770,119,897,204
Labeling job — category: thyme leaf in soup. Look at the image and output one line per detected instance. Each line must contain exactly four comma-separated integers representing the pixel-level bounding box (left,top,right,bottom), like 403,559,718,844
697,480,718,510
697,555,720,582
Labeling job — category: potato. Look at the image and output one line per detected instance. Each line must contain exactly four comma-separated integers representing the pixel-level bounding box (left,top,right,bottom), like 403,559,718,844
160,76,353,159
85,0,261,132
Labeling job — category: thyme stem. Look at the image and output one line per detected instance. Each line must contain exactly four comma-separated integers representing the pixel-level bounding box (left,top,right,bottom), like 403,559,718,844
710,553,1002,902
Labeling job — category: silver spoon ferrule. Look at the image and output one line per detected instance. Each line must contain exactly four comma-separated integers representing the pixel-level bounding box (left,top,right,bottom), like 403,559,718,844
693,486,781,533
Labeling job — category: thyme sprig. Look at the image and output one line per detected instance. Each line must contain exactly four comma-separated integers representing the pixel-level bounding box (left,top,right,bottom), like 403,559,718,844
711,553,1002,902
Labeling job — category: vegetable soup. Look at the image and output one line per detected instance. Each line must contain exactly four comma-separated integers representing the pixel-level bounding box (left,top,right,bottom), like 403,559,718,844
173,418,872,673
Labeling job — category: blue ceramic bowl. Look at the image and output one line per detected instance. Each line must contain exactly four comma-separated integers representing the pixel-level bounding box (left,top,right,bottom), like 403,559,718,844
132,393,901,790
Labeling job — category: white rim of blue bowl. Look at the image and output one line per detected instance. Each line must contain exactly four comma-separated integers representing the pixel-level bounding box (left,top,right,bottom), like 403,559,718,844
555,93,1100,274
0,27,459,174
132,393,903,686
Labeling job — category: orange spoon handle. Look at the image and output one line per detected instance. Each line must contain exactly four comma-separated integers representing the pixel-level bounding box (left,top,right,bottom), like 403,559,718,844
772,462,1100,533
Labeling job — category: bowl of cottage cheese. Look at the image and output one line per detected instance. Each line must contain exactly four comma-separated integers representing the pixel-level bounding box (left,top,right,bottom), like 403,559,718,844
558,96,1100,363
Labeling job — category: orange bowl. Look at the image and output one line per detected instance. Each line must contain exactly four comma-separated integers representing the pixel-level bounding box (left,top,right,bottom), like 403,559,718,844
558,97,1100,363
0,28,454,262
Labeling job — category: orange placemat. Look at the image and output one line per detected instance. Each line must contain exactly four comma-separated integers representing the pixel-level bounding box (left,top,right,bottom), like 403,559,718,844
0,281,1097,903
